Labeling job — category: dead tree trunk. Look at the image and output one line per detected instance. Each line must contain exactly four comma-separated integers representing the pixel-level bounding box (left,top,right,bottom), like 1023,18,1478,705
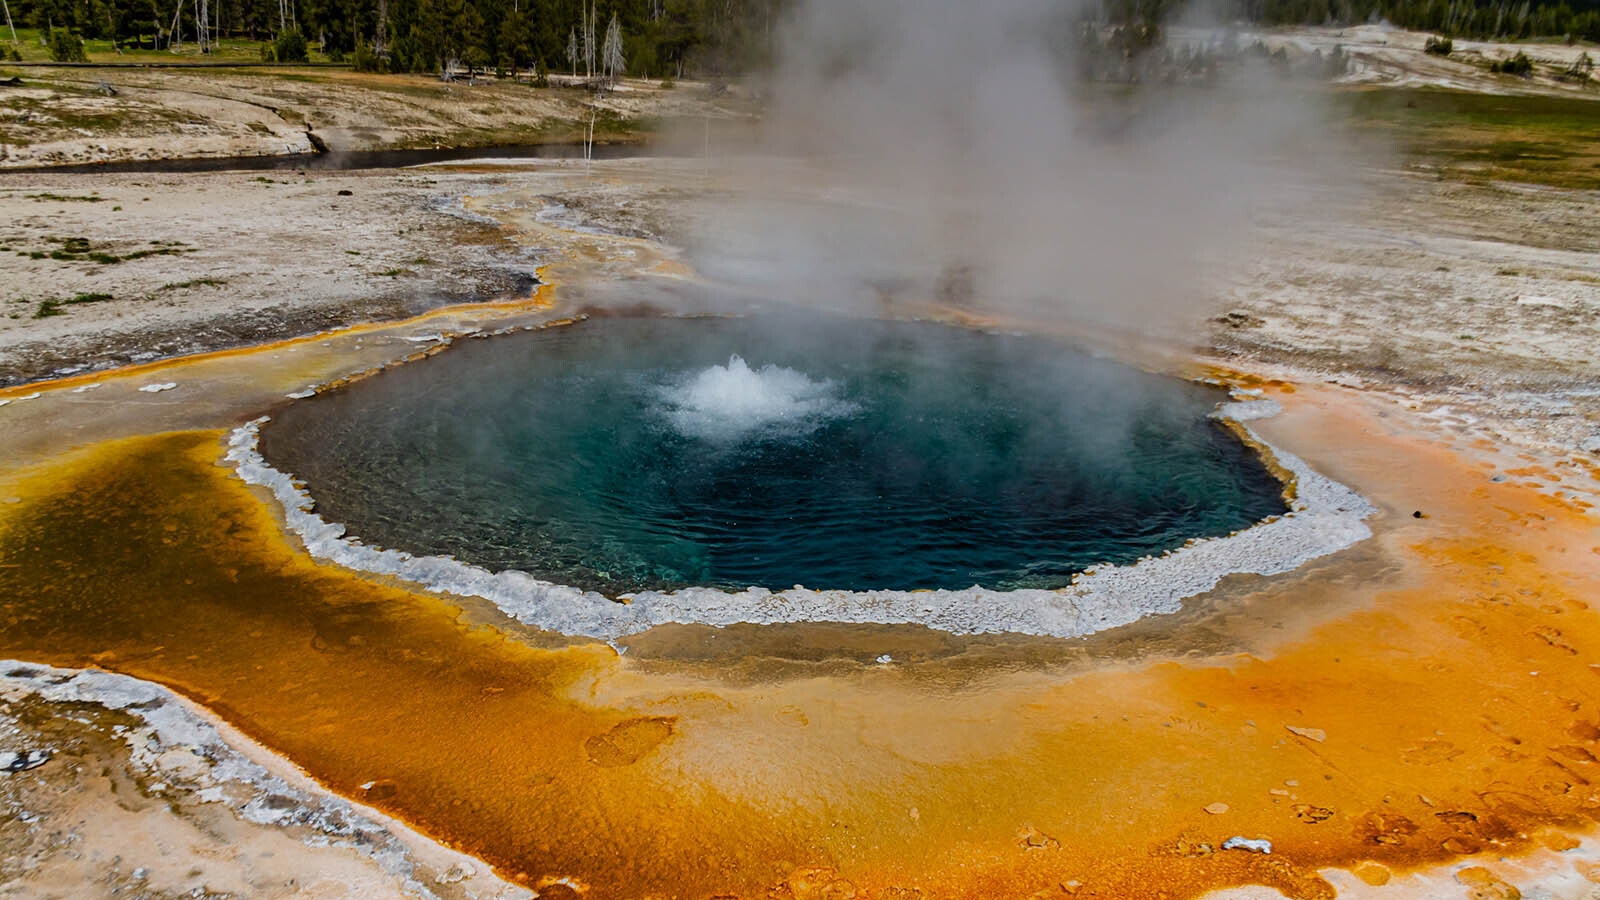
2,0,18,47
374,0,388,55
195,0,209,51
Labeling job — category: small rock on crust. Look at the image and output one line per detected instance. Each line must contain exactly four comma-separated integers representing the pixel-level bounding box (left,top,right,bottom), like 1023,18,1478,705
1222,836,1272,854
1286,725,1327,742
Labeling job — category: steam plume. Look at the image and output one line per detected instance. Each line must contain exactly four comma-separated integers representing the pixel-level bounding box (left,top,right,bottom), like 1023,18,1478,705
685,0,1355,340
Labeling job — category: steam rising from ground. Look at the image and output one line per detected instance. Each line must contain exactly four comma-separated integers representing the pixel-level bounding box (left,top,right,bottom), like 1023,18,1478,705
685,0,1354,339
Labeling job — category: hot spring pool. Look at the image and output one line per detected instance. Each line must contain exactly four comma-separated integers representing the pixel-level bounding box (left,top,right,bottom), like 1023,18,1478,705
257,316,1288,595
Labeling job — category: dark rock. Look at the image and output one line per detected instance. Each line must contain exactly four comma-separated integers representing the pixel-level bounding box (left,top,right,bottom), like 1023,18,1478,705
2,749,53,773
1215,311,1266,329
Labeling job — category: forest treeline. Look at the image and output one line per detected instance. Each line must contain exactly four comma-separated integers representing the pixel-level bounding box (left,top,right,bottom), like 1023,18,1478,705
7,0,1599,78
10,0,783,77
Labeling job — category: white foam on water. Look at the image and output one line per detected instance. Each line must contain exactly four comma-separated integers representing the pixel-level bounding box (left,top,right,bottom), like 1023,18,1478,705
653,355,859,444
226,395,1374,643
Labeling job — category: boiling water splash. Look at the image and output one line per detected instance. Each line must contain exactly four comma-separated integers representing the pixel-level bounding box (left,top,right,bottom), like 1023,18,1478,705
655,355,859,444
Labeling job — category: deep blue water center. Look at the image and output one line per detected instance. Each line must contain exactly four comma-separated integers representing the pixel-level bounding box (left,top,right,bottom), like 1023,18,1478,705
259,316,1287,594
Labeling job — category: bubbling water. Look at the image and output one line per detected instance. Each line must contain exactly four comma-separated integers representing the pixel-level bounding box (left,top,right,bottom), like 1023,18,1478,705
654,355,860,444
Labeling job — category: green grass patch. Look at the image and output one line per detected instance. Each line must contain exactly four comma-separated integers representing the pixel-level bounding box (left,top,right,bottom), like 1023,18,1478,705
23,291,116,318
1338,86,1600,190
26,193,105,203
115,247,193,262
157,277,227,291
16,236,194,264
25,291,115,318
2,28,307,65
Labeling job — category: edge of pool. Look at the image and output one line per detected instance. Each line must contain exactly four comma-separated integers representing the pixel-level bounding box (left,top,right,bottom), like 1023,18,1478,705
224,383,1374,643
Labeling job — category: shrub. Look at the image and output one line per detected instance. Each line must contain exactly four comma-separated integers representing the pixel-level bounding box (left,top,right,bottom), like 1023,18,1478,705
1322,44,1349,78
47,29,87,63
1561,51,1594,83
1424,35,1453,56
1490,51,1534,76
352,41,383,72
274,29,309,63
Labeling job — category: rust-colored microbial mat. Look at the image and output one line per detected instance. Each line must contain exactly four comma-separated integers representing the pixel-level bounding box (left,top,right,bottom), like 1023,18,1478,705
1,381,1599,899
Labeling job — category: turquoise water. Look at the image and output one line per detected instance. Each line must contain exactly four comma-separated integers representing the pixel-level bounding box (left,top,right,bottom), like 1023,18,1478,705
259,316,1287,594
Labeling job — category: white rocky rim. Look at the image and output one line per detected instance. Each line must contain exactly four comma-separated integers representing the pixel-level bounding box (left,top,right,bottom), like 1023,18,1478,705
225,395,1373,643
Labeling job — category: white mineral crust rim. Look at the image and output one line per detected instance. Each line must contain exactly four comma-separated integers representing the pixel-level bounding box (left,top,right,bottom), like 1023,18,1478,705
225,395,1373,642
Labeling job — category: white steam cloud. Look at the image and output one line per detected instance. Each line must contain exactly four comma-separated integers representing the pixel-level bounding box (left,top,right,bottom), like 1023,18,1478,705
685,0,1356,340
